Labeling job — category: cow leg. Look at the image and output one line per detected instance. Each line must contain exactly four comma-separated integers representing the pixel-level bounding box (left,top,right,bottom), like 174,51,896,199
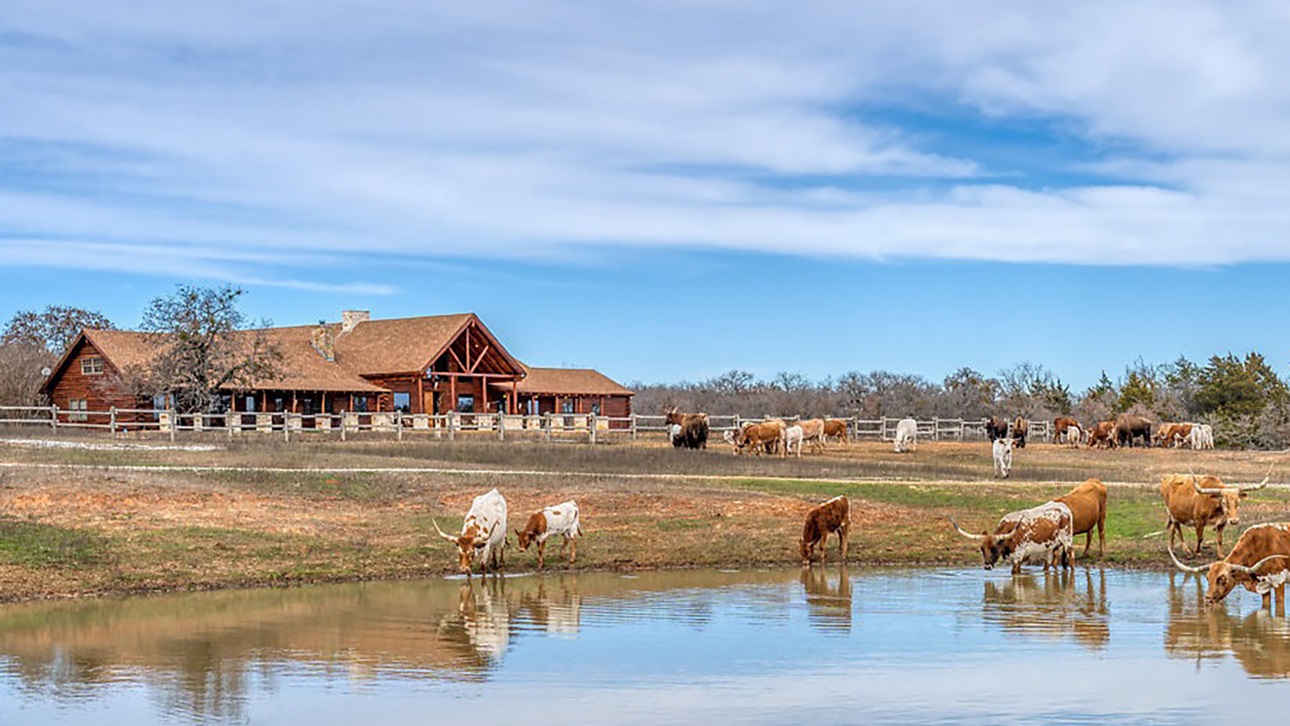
1277,584,1286,617
536,540,546,570
1193,524,1206,556
1214,526,1225,558
1083,531,1092,558
838,524,849,563
1264,591,1272,610
568,535,577,565
819,534,828,565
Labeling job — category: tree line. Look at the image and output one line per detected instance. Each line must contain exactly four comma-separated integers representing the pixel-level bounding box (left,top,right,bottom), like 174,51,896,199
630,355,1290,450
2,286,1287,448
0,285,281,414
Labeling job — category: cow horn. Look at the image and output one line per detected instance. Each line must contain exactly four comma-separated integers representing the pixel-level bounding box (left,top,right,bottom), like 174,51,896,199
1167,542,1208,574
1190,468,1224,496
432,519,459,544
947,516,988,541
1237,466,1273,492
1230,554,1290,574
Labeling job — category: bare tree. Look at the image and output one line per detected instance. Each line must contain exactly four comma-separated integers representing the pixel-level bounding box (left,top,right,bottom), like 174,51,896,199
0,343,55,406
133,285,282,414
3,305,114,353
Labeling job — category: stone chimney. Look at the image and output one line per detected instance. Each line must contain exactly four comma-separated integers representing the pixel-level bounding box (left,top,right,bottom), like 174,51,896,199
311,321,335,361
341,310,370,335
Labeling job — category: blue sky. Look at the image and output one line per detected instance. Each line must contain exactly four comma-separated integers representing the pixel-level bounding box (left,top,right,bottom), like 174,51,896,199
3,1,1290,390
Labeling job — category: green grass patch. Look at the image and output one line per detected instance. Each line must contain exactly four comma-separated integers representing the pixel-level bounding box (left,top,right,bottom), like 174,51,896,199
0,516,111,568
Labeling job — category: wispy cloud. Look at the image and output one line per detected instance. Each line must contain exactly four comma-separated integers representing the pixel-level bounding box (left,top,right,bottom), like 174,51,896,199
3,0,1290,277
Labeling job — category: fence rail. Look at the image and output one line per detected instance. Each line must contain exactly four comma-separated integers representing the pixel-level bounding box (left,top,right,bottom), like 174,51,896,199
0,406,1053,445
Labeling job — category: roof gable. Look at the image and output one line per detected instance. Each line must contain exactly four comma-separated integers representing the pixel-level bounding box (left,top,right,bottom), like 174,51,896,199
333,313,524,377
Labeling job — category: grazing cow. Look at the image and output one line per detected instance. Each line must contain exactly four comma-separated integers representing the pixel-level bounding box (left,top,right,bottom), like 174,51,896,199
823,418,849,443
1053,416,1080,446
1087,420,1116,449
1169,524,1290,609
515,500,582,570
665,408,710,450
950,501,1075,574
784,424,804,458
984,416,1010,441
992,437,1014,479
893,417,918,453
731,420,786,456
434,488,509,576
801,495,850,566
1114,413,1154,448
1160,470,1270,557
1012,417,1029,448
1054,479,1108,557
797,418,827,452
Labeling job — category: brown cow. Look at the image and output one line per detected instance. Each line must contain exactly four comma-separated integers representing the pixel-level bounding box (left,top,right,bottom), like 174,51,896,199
1054,479,1108,558
950,501,1074,574
1086,421,1116,448
729,420,785,456
1160,470,1270,557
1169,523,1290,609
1114,413,1153,447
665,408,709,450
1053,416,1080,446
984,416,1010,441
823,418,849,443
801,495,850,566
1012,417,1029,448
1155,422,1193,448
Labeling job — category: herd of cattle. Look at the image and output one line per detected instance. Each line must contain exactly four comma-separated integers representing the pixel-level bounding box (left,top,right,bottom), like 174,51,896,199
797,467,1287,610
664,408,1216,459
433,410,1276,612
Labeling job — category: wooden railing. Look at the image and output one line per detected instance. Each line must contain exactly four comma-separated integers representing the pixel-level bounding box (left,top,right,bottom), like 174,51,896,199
0,406,1053,444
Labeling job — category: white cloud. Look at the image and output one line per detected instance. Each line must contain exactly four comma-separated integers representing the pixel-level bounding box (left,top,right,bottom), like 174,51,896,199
3,0,1290,278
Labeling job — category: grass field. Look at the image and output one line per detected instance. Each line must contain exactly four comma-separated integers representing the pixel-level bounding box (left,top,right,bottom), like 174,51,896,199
0,433,1288,602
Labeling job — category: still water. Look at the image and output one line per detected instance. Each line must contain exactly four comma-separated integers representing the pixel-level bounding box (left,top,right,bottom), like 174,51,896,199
2,567,1289,725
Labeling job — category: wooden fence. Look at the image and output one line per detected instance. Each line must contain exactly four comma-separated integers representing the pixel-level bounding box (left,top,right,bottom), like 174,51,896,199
0,406,1052,444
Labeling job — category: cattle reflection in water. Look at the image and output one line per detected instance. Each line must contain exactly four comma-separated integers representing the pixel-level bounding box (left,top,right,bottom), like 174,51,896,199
800,565,852,633
1165,572,1290,678
980,568,1109,651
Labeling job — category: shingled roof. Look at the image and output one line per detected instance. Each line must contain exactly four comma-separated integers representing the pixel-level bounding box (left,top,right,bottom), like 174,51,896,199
492,366,635,396
41,313,627,399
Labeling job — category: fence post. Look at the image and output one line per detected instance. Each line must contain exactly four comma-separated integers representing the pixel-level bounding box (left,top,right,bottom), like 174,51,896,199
396,411,404,441
50,405,58,431
630,413,638,441
284,413,291,443
448,412,456,441
589,414,597,445
544,414,551,443
169,409,176,442
340,412,347,442
109,407,117,436
498,414,506,441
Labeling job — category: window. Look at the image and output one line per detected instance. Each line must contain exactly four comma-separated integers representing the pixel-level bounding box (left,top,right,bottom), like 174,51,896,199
561,400,575,414
81,357,103,375
243,396,257,413
393,392,411,413
457,395,475,413
591,402,601,416
68,398,88,422
353,396,369,413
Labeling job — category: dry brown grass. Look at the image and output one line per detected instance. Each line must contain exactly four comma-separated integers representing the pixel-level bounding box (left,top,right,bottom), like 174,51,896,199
0,435,1287,602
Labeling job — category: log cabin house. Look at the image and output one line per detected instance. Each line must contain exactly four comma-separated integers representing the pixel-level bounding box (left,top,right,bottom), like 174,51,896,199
38,311,634,426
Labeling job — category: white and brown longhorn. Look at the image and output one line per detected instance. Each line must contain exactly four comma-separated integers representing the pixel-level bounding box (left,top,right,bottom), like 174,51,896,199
1168,522,1290,609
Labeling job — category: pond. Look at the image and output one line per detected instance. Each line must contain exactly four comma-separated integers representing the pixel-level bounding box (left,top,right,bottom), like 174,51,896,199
2,567,1289,725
